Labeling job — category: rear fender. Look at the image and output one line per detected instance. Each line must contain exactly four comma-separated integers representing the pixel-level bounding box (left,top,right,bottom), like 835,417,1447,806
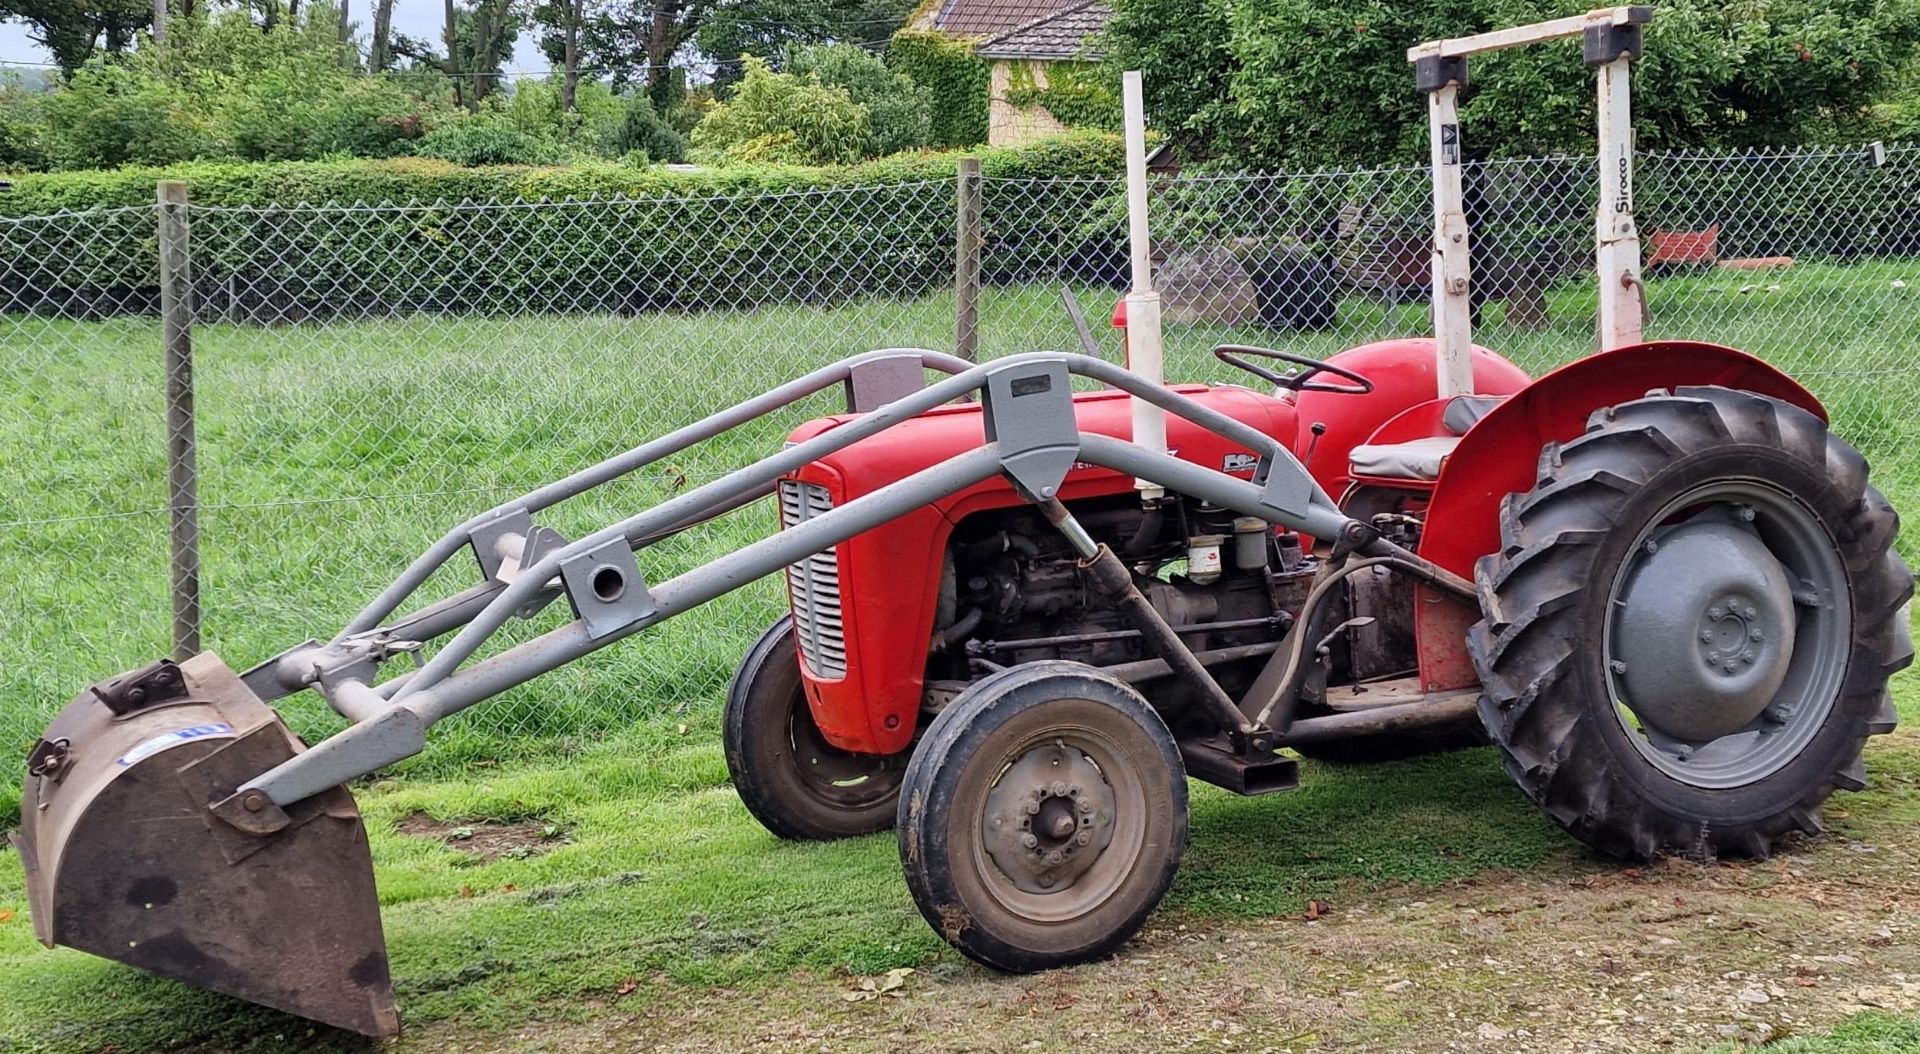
1411,340,1825,690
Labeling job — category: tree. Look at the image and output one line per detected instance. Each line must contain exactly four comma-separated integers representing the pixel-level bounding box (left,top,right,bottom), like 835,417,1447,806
436,0,517,111
1110,0,1920,168
784,41,928,155
368,0,392,71
530,0,586,109
0,0,154,72
1100,0,1229,152
691,53,869,163
696,0,912,85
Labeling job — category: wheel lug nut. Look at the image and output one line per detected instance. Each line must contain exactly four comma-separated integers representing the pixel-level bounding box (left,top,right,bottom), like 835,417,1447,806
1045,850,1064,865
1707,655,1721,667
1050,781,1068,796
1709,604,1727,619
1077,799,1094,814
1644,539,1659,555
1021,833,1038,849
1738,505,1756,522
1038,874,1055,889
1742,605,1757,620
1076,832,1091,846
1699,630,1714,643
1609,659,1628,674
1024,800,1040,814
1749,628,1764,641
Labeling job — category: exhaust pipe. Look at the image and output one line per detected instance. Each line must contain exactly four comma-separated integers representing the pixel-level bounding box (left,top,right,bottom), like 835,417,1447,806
1121,70,1168,491
14,653,399,1037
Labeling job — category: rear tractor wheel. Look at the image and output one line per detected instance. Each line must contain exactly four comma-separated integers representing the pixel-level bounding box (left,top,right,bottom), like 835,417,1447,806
897,661,1187,972
1471,386,1912,861
723,616,905,841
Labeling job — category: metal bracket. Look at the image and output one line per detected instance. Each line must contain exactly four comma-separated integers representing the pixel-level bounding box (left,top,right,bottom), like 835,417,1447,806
844,353,926,412
1583,7,1650,65
982,359,1081,502
559,538,656,639
1250,455,1315,522
469,509,569,619
89,658,190,717
469,509,534,581
1414,54,1467,93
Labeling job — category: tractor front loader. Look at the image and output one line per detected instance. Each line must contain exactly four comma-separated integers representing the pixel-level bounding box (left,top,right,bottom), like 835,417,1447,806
14,6,1912,1038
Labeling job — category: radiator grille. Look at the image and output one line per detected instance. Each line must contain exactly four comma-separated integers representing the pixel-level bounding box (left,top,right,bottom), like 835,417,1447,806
777,479,847,679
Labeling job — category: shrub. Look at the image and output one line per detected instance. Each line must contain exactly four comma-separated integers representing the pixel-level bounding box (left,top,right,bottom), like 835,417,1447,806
617,95,691,163
786,42,933,157
691,56,872,165
417,110,569,166
887,30,988,147
37,63,214,170
0,82,50,171
222,67,438,161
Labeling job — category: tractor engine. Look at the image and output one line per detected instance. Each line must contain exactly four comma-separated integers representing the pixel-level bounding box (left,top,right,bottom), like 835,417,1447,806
926,494,1318,737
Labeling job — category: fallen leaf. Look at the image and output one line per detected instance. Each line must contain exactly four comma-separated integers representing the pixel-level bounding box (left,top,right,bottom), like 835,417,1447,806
1305,900,1328,920
458,884,476,899
844,967,915,1002
500,883,517,893
615,976,638,997
0,909,14,923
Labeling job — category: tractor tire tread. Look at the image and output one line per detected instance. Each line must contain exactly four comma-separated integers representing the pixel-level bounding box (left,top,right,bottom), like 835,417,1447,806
1469,385,1910,863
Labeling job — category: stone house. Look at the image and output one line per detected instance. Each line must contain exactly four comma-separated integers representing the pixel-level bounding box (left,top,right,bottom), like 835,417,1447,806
909,0,1113,147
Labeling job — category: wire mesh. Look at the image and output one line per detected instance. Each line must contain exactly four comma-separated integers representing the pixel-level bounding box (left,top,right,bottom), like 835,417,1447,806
2,143,1916,794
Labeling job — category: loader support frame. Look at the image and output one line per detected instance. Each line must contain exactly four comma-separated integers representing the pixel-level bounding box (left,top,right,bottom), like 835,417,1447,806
224,350,1389,827
1409,4,1653,393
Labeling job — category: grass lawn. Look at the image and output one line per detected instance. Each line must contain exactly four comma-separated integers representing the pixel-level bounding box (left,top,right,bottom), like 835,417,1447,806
0,260,1917,1051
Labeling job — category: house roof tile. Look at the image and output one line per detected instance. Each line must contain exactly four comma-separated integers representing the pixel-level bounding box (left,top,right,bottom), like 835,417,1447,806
974,1,1111,61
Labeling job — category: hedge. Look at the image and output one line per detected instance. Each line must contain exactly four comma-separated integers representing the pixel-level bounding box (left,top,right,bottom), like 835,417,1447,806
0,133,1127,321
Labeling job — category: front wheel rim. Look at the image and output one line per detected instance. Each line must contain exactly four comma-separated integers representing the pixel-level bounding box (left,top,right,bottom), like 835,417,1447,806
1602,479,1853,789
786,699,901,809
969,725,1147,924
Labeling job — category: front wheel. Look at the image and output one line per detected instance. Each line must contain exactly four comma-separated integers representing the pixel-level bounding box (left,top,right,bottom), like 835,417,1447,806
897,661,1188,972
723,617,905,841
1470,387,1911,861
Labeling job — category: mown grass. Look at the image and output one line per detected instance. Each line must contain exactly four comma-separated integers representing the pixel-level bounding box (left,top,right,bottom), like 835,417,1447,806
0,261,1916,1050
3,262,1916,818
0,665,1912,1052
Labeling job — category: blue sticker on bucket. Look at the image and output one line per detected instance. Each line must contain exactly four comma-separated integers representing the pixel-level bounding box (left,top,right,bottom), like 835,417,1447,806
117,723,235,767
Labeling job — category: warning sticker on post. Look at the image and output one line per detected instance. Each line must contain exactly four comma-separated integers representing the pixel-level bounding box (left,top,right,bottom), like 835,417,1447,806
117,723,235,767
1441,123,1460,165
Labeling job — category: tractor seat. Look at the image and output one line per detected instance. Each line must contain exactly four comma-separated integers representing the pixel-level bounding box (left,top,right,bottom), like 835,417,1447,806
1347,395,1506,483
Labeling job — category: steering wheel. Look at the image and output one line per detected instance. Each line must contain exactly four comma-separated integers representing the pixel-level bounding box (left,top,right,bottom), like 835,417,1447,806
1212,344,1374,395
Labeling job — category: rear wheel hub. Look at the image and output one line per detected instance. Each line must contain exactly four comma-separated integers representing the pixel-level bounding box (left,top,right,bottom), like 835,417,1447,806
1613,516,1796,741
1604,481,1853,789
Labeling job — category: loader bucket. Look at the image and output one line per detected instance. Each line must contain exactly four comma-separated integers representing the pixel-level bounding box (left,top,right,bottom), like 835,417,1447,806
13,652,399,1038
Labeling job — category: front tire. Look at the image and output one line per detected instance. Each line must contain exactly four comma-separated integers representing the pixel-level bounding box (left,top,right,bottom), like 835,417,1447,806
1470,387,1911,861
897,661,1188,972
723,617,904,841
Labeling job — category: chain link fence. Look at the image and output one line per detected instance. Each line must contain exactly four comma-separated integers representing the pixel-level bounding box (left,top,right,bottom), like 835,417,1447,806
4,142,1917,793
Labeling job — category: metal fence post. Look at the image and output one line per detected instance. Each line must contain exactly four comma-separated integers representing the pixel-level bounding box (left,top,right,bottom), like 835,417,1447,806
158,180,201,659
954,157,982,362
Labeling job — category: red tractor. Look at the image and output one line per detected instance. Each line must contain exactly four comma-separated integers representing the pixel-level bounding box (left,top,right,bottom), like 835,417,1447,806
14,8,1911,1037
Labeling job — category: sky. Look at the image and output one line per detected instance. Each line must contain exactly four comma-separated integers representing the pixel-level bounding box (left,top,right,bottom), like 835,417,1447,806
0,0,550,74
